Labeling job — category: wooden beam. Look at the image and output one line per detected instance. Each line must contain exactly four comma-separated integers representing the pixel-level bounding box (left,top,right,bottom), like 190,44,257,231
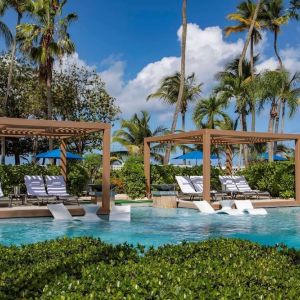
60,140,67,181
295,139,300,202
144,140,151,197
0,117,109,130
203,133,211,201
102,126,111,214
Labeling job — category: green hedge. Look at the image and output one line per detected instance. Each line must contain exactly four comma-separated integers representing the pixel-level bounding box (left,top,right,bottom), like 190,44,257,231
0,163,89,196
111,159,223,199
1,237,300,299
239,161,295,198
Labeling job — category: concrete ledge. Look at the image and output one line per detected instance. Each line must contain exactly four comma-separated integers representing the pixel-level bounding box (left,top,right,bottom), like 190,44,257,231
0,205,85,219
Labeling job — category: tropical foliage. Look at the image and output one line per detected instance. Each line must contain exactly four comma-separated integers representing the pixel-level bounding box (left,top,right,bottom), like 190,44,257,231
2,237,300,299
113,111,167,162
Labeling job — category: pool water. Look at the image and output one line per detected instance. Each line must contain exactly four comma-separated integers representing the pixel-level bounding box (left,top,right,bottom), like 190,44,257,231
1,207,300,248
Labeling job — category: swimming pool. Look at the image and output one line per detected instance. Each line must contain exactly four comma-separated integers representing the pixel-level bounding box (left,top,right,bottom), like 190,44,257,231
1,206,300,248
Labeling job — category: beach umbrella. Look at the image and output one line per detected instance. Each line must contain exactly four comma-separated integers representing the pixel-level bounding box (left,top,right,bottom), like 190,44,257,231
36,149,83,160
260,152,287,161
174,150,218,160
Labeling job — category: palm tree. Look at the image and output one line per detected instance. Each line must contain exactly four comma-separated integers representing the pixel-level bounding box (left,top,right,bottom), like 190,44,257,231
147,73,202,131
280,71,300,132
225,0,263,131
193,96,230,129
112,111,168,163
0,2,12,50
256,70,299,159
262,0,289,69
289,0,300,20
164,0,187,165
17,0,77,122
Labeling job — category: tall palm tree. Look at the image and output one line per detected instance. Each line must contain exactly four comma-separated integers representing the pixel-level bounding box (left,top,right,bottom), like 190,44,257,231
112,111,167,163
147,72,202,131
164,0,187,165
262,0,289,69
280,71,300,132
0,2,12,50
193,96,230,129
225,0,263,131
17,0,77,122
256,70,298,159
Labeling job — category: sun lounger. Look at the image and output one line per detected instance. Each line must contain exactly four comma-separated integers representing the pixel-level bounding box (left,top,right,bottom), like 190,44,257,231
234,200,268,215
176,176,202,200
24,176,56,205
193,200,243,215
190,176,228,201
45,176,79,205
219,176,257,199
233,176,270,199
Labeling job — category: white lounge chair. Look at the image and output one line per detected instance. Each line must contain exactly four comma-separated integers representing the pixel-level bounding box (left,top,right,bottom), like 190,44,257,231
80,204,101,221
233,176,270,199
47,203,73,220
219,176,257,199
193,200,243,215
176,176,202,200
109,205,131,222
45,176,79,205
25,176,56,205
190,176,228,201
234,200,268,215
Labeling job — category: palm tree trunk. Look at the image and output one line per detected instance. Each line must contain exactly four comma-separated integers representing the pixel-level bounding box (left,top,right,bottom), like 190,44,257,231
182,113,187,165
274,99,282,153
274,30,283,69
268,102,276,162
164,0,187,165
250,34,256,132
238,0,262,78
1,13,22,165
281,100,286,133
46,70,53,153
241,111,249,166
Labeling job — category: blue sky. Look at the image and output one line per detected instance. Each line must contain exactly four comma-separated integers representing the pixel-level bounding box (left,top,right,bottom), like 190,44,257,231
1,0,300,144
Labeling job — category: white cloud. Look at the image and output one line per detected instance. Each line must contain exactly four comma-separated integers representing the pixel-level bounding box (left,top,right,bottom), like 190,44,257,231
58,24,300,124
257,45,300,74
102,24,244,117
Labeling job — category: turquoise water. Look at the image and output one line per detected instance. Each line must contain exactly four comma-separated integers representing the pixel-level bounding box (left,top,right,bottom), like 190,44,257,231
1,207,300,248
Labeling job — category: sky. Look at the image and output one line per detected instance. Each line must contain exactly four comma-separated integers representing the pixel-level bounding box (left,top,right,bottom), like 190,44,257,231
1,0,300,153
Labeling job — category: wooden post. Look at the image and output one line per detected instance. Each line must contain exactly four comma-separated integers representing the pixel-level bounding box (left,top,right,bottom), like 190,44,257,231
60,139,67,181
226,145,233,176
102,126,111,214
295,139,300,202
144,140,151,197
203,132,211,201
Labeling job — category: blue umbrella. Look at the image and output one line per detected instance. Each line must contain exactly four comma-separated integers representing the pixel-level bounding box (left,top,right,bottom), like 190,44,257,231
260,152,287,161
36,149,83,160
174,150,218,160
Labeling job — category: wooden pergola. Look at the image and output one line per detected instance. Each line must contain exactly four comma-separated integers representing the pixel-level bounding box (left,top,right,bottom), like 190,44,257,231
0,117,111,213
144,129,300,203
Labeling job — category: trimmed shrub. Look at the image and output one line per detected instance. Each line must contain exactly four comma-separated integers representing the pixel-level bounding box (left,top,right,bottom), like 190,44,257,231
120,156,146,199
239,161,295,198
1,238,300,299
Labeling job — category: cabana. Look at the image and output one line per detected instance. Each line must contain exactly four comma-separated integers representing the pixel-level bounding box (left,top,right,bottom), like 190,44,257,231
144,129,300,203
0,117,111,214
